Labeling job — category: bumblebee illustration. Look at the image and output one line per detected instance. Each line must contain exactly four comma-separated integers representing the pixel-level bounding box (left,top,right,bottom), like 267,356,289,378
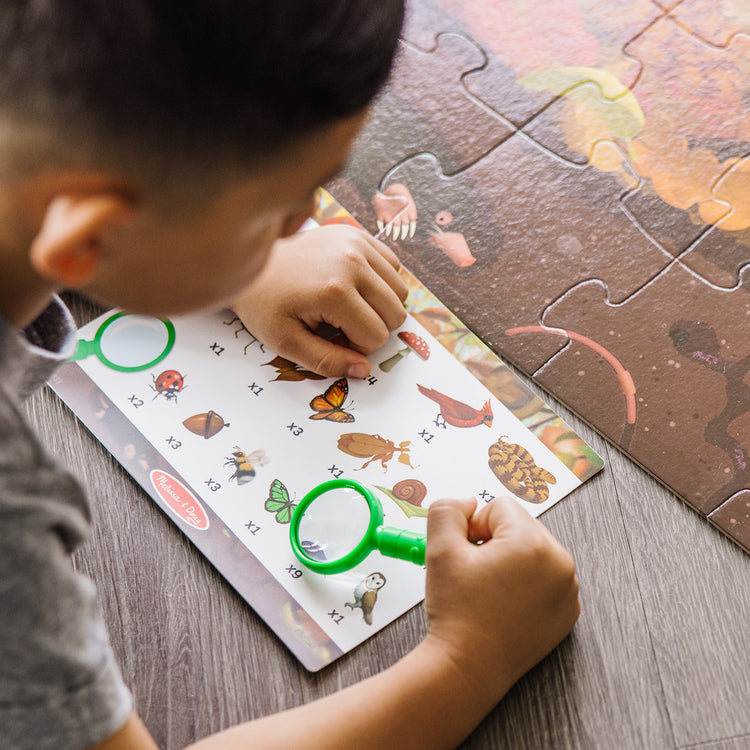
224,447,268,485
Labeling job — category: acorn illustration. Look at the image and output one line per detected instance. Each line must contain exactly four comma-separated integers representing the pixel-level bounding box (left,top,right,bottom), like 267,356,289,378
183,410,230,439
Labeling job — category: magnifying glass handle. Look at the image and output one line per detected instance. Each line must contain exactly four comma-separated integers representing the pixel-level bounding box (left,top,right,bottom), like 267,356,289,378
374,526,426,566
68,338,98,362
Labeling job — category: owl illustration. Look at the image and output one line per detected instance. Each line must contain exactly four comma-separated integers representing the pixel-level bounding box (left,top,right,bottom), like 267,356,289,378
345,572,386,625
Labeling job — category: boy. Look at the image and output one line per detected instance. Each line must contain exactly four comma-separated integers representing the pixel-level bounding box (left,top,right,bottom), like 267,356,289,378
0,2,580,749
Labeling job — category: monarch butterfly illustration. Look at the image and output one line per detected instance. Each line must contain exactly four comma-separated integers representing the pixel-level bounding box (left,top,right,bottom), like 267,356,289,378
309,378,355,422
264,478,297,524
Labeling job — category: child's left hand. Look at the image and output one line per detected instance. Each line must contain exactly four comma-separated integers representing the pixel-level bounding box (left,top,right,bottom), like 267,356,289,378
229,225,408,378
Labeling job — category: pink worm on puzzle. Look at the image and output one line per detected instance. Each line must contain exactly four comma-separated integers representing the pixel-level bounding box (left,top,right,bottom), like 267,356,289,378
505,325,637,426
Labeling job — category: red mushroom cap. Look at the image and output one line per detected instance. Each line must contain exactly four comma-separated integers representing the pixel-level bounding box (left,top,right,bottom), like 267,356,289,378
398,331,430,360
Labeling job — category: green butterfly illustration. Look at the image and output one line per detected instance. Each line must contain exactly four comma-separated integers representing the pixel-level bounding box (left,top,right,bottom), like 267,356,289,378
265,478,297,525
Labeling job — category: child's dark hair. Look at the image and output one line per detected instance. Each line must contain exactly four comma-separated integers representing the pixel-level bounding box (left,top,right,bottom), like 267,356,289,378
0,1,404,176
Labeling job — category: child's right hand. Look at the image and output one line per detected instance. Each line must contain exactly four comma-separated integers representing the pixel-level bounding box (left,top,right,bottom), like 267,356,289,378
182,495,578,750
228,225,407,380
423,496,580,704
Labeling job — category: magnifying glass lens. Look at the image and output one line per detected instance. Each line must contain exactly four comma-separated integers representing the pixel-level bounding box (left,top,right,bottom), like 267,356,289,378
298,487,372,563
99,315,172,369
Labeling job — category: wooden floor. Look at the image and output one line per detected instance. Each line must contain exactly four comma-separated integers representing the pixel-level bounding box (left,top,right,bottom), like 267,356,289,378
24,294,750,750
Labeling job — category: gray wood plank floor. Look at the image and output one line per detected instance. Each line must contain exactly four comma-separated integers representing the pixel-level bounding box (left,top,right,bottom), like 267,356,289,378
23,294,750,749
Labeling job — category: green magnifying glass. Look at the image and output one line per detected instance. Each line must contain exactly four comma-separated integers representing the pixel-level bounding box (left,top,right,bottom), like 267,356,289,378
69,312,176,373
290,478,426,575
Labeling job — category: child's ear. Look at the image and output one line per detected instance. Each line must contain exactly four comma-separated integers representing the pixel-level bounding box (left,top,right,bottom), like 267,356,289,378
29,193,134,287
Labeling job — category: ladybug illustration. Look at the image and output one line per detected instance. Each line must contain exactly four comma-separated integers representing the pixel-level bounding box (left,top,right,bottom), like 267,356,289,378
151,369,185,401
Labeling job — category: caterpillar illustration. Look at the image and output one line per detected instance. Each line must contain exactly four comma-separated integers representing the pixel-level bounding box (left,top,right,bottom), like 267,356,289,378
488,436,556,504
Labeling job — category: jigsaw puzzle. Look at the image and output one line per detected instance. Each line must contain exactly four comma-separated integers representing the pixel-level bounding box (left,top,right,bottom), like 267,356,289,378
329,0,750,553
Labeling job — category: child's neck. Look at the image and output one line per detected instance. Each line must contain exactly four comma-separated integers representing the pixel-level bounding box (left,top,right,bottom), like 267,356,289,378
0,193,56,328
0,255,56,328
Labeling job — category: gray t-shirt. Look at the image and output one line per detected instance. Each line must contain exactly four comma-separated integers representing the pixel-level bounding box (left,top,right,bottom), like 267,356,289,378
0,298,132,750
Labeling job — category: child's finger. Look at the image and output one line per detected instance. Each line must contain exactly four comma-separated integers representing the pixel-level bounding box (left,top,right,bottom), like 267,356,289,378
368,236,401,265
363,243,409,303
275,323,371,379
323,294,392,355
468,498,575,577
366,232,403,270
349,276,407,337
426,498,479,553
466,495,537,543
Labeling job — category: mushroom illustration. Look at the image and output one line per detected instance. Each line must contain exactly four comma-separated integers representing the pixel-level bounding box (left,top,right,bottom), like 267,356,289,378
379,331,430,372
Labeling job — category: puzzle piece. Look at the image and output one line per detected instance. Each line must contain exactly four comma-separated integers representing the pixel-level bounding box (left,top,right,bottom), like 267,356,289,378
519,13,750,283
521,77,645,168
400,0,658,129
675,154,750,289
343,33,513,202
623,17,750,283
667,0,750,47
535,264,750,514
460,0,658,128
444,2,739,276
624,19,750,211
334,133,673,374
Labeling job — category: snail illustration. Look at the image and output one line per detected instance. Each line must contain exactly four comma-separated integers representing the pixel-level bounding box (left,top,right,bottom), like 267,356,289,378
392,479,427,505
375,479,429,518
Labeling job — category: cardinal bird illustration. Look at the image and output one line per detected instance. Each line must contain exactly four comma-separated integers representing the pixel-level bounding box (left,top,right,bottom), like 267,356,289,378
417,384,493,428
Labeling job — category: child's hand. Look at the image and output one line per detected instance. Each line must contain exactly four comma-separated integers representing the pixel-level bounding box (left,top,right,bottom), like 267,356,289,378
423,496,580,704
230,225,408,378
184,498,578,750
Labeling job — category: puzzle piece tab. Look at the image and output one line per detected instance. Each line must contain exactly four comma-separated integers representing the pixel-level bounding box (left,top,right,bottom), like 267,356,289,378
400,0,457,50
670,151,750,289
679,230,750,292
521,77,645,168
461,0,658,128
343,33,513,201
668,0,750,47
